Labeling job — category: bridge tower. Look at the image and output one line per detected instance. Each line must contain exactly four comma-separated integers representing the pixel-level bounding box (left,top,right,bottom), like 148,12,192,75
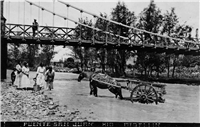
1,0,7,80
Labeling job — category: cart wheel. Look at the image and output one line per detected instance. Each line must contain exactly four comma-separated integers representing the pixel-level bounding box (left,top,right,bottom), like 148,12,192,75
130,84,158,104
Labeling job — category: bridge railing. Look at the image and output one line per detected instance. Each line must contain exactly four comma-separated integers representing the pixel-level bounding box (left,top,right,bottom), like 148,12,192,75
128,29,200,49
4,23,129,45
4,23,77,40
4,23,200,50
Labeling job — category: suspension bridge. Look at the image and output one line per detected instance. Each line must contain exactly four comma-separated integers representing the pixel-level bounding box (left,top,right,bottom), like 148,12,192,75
1,0,200,79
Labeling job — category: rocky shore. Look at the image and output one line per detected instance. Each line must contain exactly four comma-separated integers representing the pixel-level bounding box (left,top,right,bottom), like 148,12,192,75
1,82,88,122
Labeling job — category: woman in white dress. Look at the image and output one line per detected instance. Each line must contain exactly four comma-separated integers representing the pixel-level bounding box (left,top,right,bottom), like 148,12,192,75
35,63,46,89
21,62,31,89
14,61,22,88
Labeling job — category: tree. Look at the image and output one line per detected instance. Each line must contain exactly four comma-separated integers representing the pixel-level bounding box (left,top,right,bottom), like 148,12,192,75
94,13,109,73
64,57,75,68
72,17,98,71
7,44,39,68
69,46,84,70
162,7,179,78
109,1,136,77
69,45,98,71
39,45,56,66
75,17,93,40
7,44,21,68
95,13,109,42
135,0,164,77
27,44,39,67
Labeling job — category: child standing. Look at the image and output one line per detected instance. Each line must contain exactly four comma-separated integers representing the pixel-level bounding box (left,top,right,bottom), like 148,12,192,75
45,66,55,90
11,68,16,85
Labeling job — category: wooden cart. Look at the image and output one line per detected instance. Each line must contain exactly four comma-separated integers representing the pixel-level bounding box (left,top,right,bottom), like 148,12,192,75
126,80,166,104
92,78,166,105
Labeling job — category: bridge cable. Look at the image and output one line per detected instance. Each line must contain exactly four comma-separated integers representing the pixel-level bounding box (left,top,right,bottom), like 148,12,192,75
58,0,199,45
67,6,69,29
8,1,11,37
25,0,134,40
18,0,20,24
8,0,10,23
64,5,69,46
6,2,9,22
63,4,69,48
52,0,55,46
38,0,41,22
105,21,109,46
63,19,66,48
38,1,41,39
40,6,44,48
23,1,25,25
38,0,40,23
64,14,66,26
79,10,83,44
8,0,11,39
17,0,20,32
41,7,43,26
92,15,96,45
53,0,55,27
23,1,25,38
28,2,33,44
5,1,7,21
30,2,32,23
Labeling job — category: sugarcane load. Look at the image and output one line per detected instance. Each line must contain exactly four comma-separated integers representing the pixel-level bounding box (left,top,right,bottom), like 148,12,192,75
78,71,166,105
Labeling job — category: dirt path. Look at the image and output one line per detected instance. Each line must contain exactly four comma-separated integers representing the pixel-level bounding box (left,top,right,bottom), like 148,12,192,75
6,70,200,122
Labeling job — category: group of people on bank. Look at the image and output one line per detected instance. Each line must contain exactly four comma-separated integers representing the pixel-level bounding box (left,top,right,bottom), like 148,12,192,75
12,61,55,91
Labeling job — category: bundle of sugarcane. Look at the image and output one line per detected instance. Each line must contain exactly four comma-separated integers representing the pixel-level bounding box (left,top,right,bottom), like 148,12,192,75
92,73,117,86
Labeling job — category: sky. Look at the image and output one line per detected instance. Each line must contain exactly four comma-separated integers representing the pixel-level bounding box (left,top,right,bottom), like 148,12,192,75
3,0,200,62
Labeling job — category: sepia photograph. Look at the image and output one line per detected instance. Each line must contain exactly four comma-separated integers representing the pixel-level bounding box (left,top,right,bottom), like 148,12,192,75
1,0,199,126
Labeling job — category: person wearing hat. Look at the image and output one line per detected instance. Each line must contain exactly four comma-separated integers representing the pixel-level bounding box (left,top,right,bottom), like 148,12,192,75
32,19,39,37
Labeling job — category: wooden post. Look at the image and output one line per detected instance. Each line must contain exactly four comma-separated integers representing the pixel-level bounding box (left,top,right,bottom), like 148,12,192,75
1,0,3,16
1,0,7,80
1,39,7,80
